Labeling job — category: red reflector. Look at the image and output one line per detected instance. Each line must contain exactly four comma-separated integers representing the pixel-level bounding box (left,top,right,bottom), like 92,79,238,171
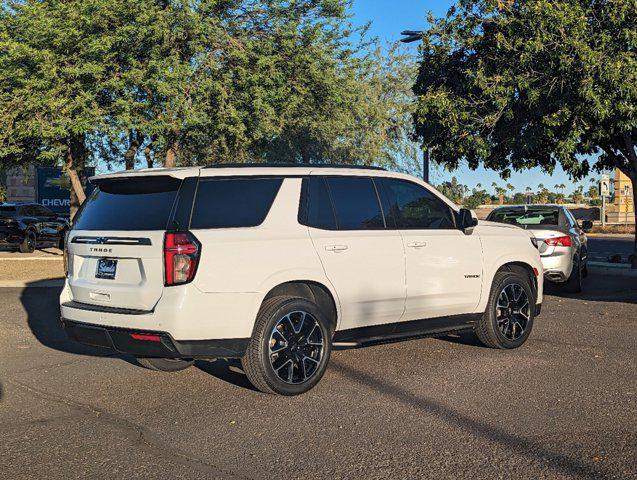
130,333,161,342
544,235,572,247
533,267,539,277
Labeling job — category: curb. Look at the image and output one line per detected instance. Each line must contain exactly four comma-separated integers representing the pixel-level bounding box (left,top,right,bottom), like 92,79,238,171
586,233,634,239
0,257,63,261
0,279,65,288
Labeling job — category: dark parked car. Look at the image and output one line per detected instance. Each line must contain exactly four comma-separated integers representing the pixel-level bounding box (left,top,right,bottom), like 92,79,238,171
0,203,69,253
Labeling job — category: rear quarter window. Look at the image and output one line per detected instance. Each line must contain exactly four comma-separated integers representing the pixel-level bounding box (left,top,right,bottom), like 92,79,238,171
190,177,283,229
72,176,182,231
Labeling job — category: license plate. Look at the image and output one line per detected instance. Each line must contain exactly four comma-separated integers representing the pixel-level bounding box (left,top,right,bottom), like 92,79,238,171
96,258,117,280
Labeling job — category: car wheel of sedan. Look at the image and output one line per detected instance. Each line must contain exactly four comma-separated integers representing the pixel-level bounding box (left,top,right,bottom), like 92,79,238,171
242,295,332,396
564,257,583,293
475,269,536,349
19,231,36,254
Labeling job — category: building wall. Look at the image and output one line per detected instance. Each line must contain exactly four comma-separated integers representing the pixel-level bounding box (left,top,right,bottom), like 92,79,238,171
607,169,634,224
6,165,37,204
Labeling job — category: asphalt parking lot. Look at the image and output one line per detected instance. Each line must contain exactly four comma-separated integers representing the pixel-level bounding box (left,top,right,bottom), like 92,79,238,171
0,275,635,480
587,235,634,263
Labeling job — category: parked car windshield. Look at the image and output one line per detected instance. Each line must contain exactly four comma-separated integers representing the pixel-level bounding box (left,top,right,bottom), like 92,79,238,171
488,207,560,227
73,176,182,231
0,206,17,217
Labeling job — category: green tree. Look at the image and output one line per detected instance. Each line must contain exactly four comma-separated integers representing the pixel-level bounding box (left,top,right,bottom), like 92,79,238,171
0,0,138,210
413,0,637,266
437,176,467,204
464,186,490,209
2,0,419,179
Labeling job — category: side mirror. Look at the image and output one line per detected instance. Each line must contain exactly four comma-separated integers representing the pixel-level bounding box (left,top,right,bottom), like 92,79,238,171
581,220,593,232
458,208,478,231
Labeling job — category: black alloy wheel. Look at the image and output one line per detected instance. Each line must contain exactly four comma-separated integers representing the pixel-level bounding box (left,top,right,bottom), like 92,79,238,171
242,295,332,395
268,311,325,384
475,269,536,349
495,283,531,340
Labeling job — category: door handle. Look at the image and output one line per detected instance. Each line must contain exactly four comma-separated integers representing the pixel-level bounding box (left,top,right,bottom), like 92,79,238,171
407,241,427,248
325,244,349,252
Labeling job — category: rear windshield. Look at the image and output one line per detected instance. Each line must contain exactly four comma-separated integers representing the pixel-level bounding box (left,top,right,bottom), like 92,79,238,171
190,177,283,229
73,176,182,231
488,207,560,227
0,206,17,217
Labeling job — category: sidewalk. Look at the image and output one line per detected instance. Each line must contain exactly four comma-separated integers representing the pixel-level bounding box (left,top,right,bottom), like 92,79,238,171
0,248,64,284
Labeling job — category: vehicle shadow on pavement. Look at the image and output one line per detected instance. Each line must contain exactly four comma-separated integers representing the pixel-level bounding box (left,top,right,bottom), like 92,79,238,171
434,329,484,347
544,275,637,305
331,361,613,480
195,359,258,391
20,279,136,365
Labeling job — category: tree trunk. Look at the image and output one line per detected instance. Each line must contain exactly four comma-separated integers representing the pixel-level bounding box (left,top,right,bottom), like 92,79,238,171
66,136,86,220
145,145,153,168
165,141,178,168
124,130,142,170
299,143,310,164
630,174,637,268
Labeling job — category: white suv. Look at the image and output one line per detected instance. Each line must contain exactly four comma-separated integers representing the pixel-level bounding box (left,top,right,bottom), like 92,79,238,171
61,165,543,395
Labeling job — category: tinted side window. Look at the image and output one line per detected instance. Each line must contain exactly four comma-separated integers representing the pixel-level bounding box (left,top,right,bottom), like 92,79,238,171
326,176,385,230
299,177,337,230
20,206,35,216
382,179,455,229
0,206,17,217
191,177,283,229
34,205,54,217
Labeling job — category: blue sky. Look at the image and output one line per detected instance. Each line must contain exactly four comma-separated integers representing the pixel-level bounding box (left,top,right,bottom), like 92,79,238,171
349,0,603,194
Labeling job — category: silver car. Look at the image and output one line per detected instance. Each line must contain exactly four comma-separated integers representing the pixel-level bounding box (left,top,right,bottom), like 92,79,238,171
487,205,591,292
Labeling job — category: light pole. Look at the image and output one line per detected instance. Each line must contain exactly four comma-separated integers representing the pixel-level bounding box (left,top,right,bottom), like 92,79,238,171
400,30,430,184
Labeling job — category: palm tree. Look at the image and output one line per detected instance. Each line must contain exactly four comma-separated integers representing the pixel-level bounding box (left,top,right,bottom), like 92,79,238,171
495,186,506,205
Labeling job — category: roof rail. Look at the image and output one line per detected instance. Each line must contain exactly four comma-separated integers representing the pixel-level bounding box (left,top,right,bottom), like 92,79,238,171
202,162,386,171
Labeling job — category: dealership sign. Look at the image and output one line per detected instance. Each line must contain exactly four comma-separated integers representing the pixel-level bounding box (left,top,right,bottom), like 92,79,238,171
36,167,95,216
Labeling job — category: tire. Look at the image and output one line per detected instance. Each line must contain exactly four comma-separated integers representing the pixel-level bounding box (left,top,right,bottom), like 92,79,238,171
136,357,194,372
19,231,36,253
58,232,66,251
242,295,332,395
564,256,583,293
475,269,536,349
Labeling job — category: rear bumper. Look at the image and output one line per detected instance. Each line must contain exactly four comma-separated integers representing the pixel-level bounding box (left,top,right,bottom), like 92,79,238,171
59,281,261,340
62,319,249,359
0,228,24,245
541,248,575,283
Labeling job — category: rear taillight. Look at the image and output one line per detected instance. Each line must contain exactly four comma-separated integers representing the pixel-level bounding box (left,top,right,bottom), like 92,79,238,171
63,231,70,277
164,232,201,286
544,235,572,247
